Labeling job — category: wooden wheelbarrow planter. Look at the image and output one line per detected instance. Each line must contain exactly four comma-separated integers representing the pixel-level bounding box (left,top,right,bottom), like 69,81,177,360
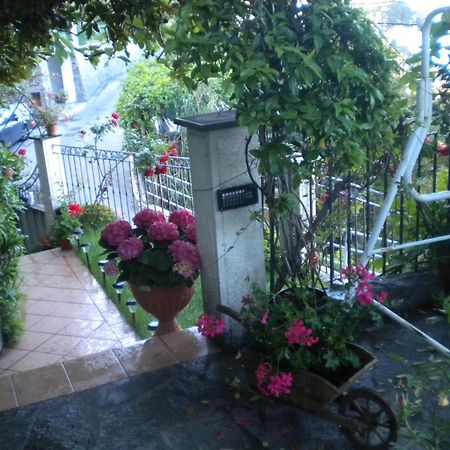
242,344,398,450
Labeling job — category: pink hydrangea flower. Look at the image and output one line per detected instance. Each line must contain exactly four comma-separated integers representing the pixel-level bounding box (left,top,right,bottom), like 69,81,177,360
101,220,133,247
197,313,226,337
172,261,196,279
285,320,319,346
185,222,197,243
117,237,144,261
168,240,201,269
133,209,165,230
104,259,119,277
169,209,195,230
148,221,179,242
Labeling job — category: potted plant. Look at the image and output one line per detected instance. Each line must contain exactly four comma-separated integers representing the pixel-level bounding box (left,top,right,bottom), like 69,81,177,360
99,208,201,335
32,93,62,136
49,203,84,249
201,264,387,400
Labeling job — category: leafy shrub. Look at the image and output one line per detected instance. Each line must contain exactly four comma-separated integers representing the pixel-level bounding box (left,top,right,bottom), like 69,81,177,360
0,148,26,343
79,203,117,230
116,61,188,136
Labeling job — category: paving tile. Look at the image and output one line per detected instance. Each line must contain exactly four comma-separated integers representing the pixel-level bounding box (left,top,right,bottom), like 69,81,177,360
113,337,178,377
68,338,120,358
29,251,68,265
160,327,221,363
8,352,62,372
29,316,72,334
23,274,85,290
51,302,87,318
63,350,127,392
12,363,73,406
25,300,60,316
119,335,142,347
0,369,19,378
22,264,74,277
34,334,82,355
109,321,136,340
88,323,118,340
9,330,52,351
0,348,29,370
102,308,125,325
59,319,103,337
24,314,44,330
0,376,18,412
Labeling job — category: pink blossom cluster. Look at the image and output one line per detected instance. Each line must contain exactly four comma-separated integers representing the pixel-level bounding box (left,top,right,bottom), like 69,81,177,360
169,209,195,230
185,223,197,243
255,362,293,397
285,320,319,346
340,264,387,306
149,221,179,242
117,237,144,261
172,261,197,279
197,313,226,337
133,209,165,230
101,220,133,247
260,310,270,325
169,240,201,270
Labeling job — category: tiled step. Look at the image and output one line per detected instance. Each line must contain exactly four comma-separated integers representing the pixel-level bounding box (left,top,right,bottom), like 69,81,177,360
0,328,220,412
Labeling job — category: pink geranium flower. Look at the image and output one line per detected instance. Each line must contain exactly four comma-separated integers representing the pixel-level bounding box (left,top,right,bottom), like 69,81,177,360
197,313,226,337
285,320,319,347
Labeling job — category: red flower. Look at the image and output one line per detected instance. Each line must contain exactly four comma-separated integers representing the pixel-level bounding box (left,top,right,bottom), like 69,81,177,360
155,164,168,175
437,144,450,156
145,167,155,177
68,203,84,216
110,119,118,127
160,153,169,163
169,142,178,156
111,112,120,120
424,136,433,143
18,148,26,156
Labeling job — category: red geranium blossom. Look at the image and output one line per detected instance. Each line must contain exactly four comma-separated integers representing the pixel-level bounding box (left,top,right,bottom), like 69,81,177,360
18,148,26,156
111,112,120,120
68,203,84,216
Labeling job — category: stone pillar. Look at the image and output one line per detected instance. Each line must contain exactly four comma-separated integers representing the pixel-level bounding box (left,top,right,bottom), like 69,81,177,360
175,112,266,346
33,136,67,227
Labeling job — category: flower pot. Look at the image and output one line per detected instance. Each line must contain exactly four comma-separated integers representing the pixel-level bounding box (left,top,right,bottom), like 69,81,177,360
46,123,58,136
130,283,195,335
59,238,73,250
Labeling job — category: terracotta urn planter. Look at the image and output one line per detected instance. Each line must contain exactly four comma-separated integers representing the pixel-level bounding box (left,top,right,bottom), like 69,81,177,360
130,283,195,335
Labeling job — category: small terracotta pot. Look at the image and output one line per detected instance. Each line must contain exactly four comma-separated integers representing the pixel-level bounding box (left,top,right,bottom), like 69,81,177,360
59,239,72,250
46,124,58,136
130,283,195,335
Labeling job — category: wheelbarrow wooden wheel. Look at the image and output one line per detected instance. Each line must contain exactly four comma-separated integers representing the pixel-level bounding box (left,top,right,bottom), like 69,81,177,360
339,388,398,449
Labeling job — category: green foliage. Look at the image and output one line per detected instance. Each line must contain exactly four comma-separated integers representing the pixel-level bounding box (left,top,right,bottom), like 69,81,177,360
0,1,175,85
78,203,117,230
116,61,189,136
0,147,25,343
395,356,450,450
238,278,381,373
168,0,402,179
48,205,82,244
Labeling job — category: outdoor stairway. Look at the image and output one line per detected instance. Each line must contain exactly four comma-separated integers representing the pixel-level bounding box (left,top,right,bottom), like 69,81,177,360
0,249,220,412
